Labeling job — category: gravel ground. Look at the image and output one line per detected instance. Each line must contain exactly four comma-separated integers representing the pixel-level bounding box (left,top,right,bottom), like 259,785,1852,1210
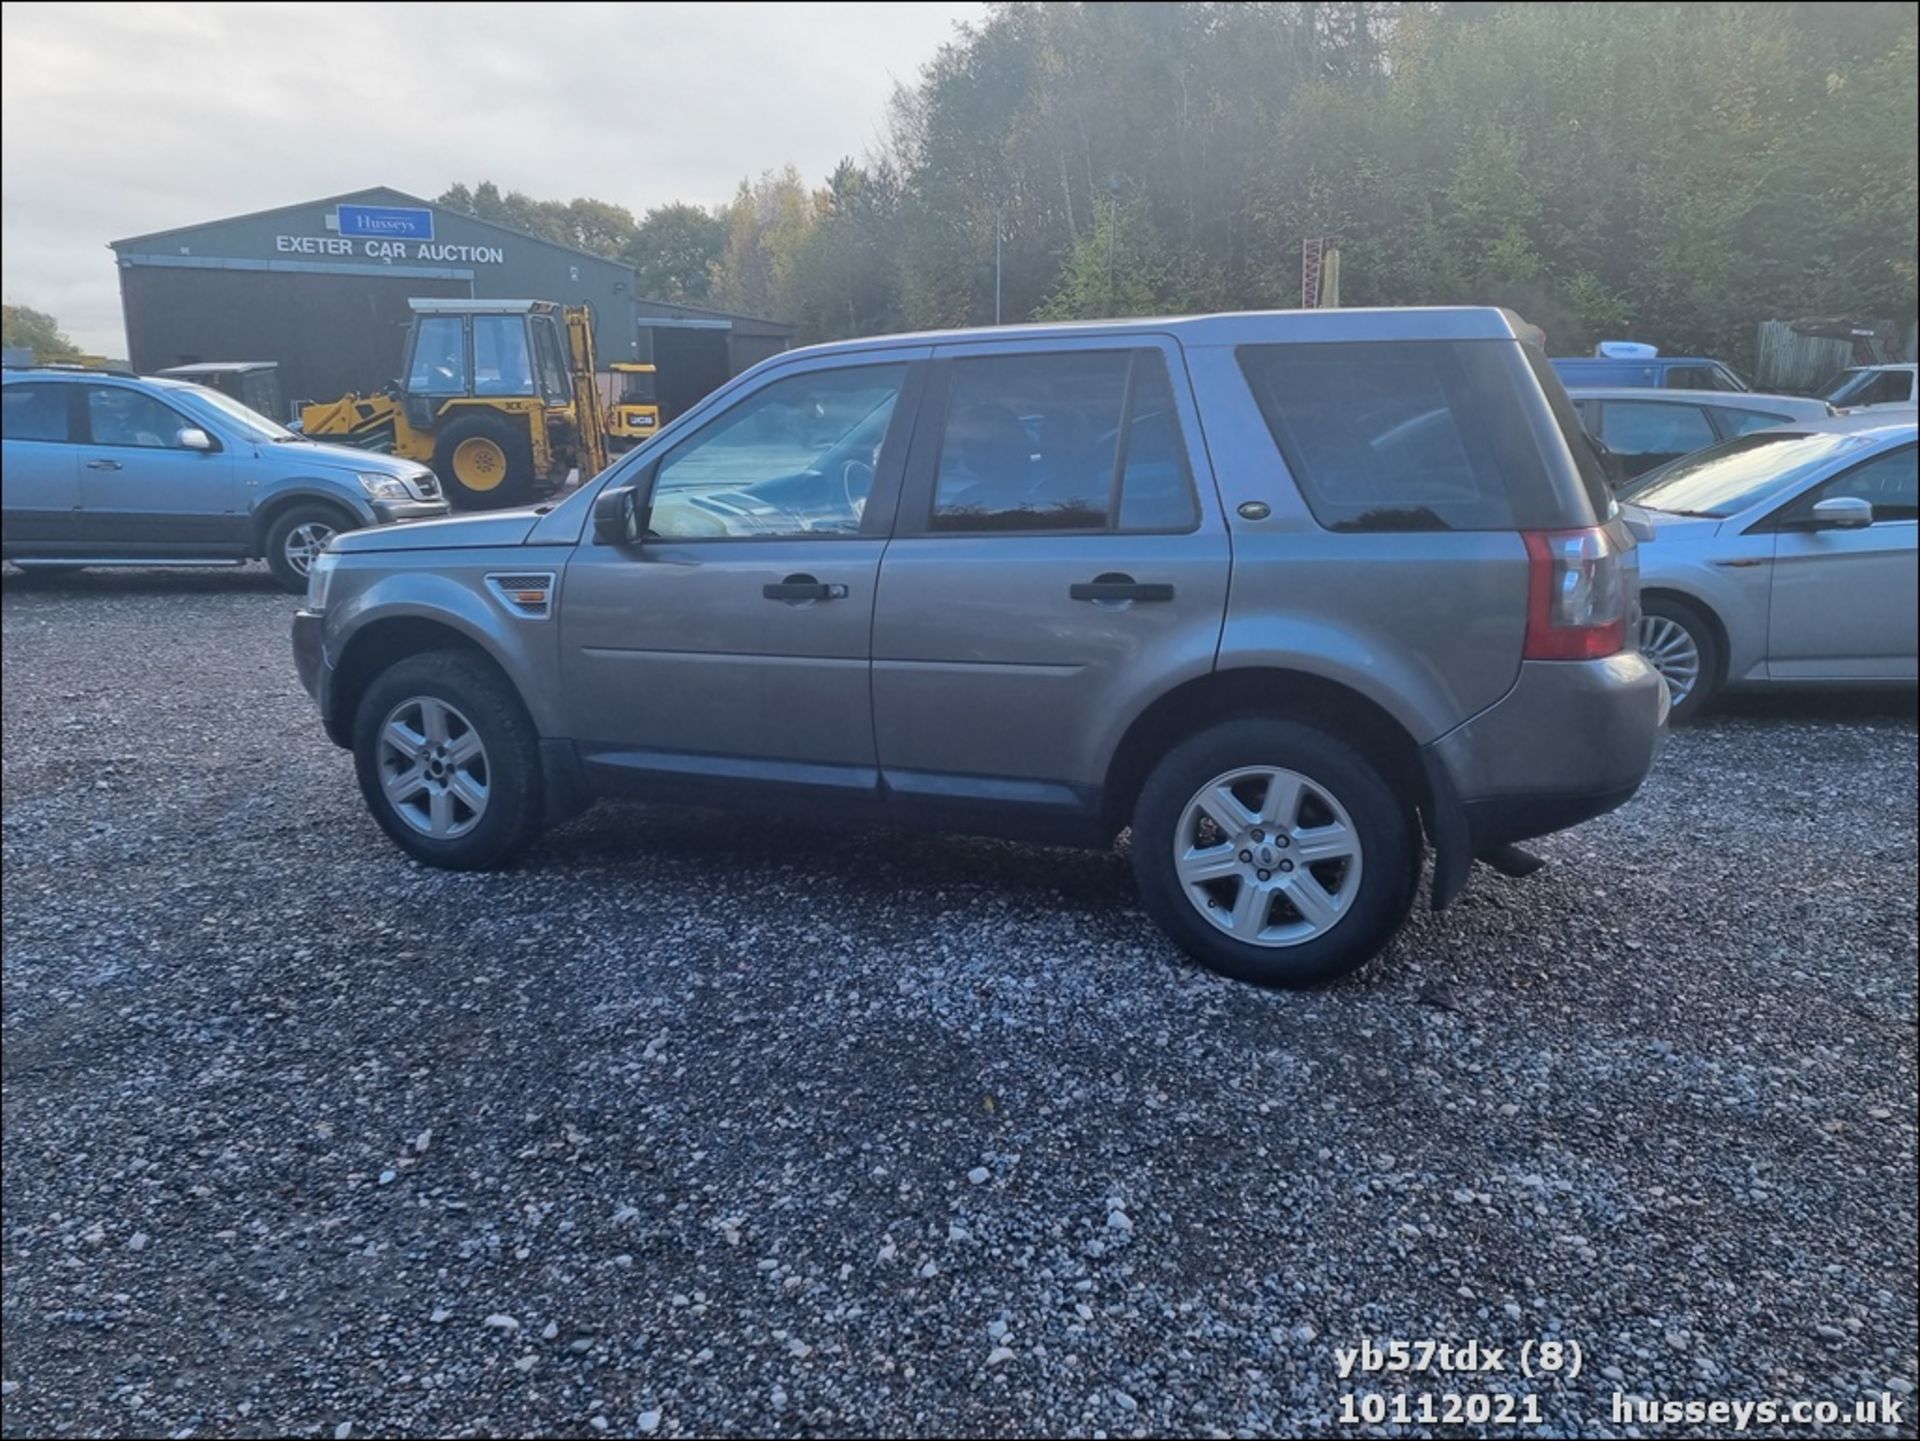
3,565,1915,1440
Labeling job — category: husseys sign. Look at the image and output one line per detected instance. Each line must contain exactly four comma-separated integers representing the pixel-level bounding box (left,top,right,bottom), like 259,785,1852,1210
273,204,505,265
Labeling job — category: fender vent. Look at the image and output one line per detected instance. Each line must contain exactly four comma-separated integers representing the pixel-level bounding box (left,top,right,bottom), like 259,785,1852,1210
485,572,557,619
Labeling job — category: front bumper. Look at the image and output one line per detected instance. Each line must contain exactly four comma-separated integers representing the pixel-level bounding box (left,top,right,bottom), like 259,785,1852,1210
292,609,333,727
1422,651,1669,904
370,499,451,524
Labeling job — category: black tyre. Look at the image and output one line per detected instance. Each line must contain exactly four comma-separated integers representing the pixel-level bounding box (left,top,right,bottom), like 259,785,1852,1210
351,650,545,869
1130,718,1419,988
432,413,536,510
1637,595,1721,722
264,502,356,593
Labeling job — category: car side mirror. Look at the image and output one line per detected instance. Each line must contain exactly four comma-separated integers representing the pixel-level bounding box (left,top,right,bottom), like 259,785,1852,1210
177,427,216,452
592,484,647,546
1809,495,1874,530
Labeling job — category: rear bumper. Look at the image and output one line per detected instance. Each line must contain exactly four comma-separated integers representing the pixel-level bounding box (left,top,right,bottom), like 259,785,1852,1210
1423,652,1669,905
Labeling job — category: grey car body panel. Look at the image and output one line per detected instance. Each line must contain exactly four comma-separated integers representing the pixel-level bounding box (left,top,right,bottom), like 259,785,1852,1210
1,370,446,561
1630,415,1918,686
296,306,1667,901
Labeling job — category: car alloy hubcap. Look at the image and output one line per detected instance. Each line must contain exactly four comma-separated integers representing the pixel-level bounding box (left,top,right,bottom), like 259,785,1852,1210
284,522,336,575
1173,765,1364,947
1638,615,1700,706
379,696,489,839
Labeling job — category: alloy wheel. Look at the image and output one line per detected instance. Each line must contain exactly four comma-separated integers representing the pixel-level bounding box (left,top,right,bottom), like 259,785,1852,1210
1173,765,1364,947
378,696,489,839
283,521,336,577
1638,614,1701,707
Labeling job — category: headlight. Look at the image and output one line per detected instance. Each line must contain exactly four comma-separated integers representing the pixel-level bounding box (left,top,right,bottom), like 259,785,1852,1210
306,550,340,612
357,472,411,502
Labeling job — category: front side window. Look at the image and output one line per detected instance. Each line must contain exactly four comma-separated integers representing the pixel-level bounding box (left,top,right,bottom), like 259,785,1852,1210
1779,445,1918,525
647,363,906,538
1239,340,1542,531
83,386,192,449
408,316,468,394
929,349,1197,533
472,315,535,397
1601,400,1716,458
2,383,72,442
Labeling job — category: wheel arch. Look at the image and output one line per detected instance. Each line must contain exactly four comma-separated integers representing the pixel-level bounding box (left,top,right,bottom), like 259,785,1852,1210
250,488,374,557
1101,667,1432,837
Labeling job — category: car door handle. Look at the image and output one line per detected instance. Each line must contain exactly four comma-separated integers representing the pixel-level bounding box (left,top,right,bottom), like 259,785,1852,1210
763,574,848,602
85,459,123,471
1069,575,1175,603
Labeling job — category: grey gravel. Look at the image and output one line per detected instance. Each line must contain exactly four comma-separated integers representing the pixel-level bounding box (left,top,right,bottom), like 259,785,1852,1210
2,567,1915,1438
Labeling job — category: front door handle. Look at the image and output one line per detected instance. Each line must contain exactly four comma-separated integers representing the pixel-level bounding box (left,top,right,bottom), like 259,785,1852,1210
85,459,123,471
1070,574,1175,603
763,574,848,602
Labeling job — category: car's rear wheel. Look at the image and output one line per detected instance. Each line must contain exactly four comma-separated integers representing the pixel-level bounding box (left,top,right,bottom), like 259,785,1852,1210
1638,596,1720,722
265,503,354,593
351,651,545,869
1130,719,1419,987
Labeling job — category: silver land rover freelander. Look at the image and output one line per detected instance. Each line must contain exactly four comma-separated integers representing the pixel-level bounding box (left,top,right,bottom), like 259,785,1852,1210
293,307,1668,987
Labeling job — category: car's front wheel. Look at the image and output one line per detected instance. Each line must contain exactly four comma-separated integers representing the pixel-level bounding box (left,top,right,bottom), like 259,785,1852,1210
265,503,354,593
1130,719,1419,987
1637,596,1721,722
351,651,546,869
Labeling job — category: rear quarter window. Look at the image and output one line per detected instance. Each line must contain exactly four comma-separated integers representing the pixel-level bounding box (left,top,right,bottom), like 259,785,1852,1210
1236,340,1565,531
2,383,72,442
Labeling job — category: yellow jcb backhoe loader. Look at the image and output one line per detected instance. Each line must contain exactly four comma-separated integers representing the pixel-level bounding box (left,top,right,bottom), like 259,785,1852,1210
299,299,607,509
606,361,663,452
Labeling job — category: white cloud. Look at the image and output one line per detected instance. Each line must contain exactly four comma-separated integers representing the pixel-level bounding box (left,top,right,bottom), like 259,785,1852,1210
1,1,979,352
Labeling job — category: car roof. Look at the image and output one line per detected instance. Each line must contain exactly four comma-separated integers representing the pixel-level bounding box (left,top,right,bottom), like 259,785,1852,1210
1837,362,1916,373
1565,386,1826,408
3,368,199,393
774,305,1533,364
1767,408,1916,438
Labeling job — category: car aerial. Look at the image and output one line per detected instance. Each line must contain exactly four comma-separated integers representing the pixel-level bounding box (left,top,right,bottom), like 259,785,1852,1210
1568,386,1835,482
1622,410,1918,720
1552,346,1751,394
2,367,448,591
292,306,1667,988
1817,362,1918,413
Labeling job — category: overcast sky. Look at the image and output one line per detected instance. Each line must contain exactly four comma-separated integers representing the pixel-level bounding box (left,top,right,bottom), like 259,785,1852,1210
1,1,981,354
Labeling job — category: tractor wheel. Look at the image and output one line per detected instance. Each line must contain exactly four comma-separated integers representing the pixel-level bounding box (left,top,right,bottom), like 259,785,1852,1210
433,414,536,510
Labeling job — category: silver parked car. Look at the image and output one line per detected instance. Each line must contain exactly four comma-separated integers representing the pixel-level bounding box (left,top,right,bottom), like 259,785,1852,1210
1568,386,1834,483
1623,411,1918,718
293,307,1668,987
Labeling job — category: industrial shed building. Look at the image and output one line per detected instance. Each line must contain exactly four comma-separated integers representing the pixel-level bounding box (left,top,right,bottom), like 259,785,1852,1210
110,186,791,417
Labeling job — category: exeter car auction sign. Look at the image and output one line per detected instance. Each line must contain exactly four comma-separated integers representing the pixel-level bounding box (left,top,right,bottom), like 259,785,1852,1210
271,205,506,265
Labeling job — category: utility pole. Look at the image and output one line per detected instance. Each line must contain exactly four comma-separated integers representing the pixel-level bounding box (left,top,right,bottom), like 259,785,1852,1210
1104,178,1122,314
993,199,1004,326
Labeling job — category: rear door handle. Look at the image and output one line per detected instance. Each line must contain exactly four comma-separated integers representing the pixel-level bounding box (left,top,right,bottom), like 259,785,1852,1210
1070,574,1175,603
763,574,848,602
85,459,123,471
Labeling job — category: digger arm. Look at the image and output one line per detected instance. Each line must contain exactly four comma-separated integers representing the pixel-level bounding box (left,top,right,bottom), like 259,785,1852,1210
564,306,609,479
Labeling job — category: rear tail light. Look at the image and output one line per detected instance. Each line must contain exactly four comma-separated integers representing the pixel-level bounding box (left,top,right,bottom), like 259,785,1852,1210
1522,527,1627,659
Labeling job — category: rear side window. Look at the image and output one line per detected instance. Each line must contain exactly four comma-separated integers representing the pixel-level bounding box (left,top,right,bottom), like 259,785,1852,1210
1237,341,1541,531
2,383,72,442
1602,400,1715,457
930,349,1197,533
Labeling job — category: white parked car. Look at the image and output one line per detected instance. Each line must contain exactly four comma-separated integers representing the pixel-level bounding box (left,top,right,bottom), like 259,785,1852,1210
1622,411,1917,718
1568,386,1834,483
1819,363,1917,413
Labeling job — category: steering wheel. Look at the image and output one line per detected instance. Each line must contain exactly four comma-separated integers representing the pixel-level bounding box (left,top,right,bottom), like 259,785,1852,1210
843,458,875,522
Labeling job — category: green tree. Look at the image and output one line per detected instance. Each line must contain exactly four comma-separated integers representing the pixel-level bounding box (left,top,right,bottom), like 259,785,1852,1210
710,166,816,320
624,203,727,303
1,304,79,358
